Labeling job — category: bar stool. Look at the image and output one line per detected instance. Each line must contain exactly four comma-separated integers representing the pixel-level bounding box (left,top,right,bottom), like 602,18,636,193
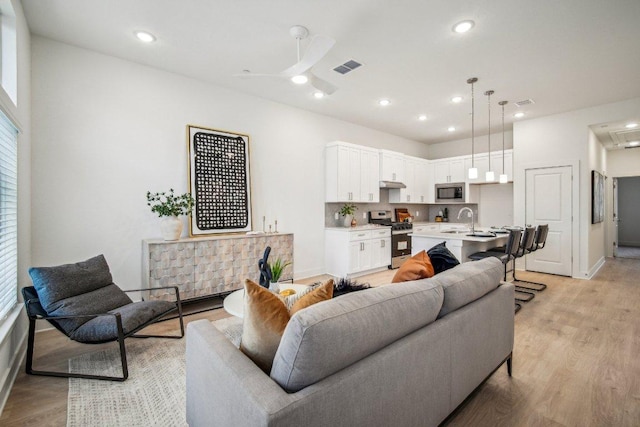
468,228,522,278
468,228,523,313
512,224,549,292
512,227,537,303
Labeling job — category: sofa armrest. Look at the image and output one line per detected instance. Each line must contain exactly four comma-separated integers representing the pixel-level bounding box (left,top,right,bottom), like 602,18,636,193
186,319,304,426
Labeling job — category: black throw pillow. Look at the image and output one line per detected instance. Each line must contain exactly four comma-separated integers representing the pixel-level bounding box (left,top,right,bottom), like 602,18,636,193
427,242,460,274
332,277,371,298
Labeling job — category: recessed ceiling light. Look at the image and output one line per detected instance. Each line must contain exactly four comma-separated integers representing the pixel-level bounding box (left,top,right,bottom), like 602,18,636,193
451,96,463,103
452,20,475,34
629,141,640,146
291,75,308,85
418,114,427,121
313,91,325,99
514,112,525,118
448,126,456,132
625,122,638,129
134,31,156,43
378,99,391,106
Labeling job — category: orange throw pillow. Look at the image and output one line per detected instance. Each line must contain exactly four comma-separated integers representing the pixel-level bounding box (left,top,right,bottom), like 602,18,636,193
240,279,334,373
391,250,435,283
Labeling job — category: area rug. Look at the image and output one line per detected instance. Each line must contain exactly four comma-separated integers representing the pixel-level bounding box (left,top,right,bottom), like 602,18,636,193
67,338,187,427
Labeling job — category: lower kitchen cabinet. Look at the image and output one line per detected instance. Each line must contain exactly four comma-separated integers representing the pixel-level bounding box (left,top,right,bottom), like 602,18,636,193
325,227,391,277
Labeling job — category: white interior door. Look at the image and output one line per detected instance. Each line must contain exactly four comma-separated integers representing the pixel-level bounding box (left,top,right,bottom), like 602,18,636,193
525,166,572,276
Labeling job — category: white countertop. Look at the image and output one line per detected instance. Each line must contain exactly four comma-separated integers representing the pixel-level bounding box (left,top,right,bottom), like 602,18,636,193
410,228,509,243
325,224,390,231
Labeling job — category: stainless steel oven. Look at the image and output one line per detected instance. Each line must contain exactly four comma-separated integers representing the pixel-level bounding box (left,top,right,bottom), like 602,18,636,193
435,182,465,203
391,226,412,269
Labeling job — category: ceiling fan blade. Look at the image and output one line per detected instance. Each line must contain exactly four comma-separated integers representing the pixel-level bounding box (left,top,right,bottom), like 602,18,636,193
280,35,336,77
310,73,338,95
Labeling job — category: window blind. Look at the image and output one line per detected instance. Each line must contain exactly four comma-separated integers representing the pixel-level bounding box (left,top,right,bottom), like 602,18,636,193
0,108,18,322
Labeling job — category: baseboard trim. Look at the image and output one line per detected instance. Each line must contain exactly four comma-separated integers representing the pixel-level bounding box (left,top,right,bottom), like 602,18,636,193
583,257,606,280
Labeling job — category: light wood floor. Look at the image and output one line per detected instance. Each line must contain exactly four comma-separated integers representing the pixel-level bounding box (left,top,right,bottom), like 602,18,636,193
1,258,639,426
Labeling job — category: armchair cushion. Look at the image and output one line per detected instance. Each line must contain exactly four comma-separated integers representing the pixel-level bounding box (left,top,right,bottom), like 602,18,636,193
28,255,133,334
70,300,176,343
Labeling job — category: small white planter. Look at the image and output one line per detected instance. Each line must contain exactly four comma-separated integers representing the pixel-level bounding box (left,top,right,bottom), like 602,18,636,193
342,214,352,227
160,216,183,241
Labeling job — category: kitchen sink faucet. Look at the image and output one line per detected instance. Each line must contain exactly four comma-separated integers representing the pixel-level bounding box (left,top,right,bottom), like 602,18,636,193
457,207,475,234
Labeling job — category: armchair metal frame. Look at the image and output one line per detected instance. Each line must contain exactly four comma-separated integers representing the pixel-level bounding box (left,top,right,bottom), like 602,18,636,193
22,285,184,382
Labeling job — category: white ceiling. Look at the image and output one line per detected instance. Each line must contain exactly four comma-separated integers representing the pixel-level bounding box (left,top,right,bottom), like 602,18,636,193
21,0,640,145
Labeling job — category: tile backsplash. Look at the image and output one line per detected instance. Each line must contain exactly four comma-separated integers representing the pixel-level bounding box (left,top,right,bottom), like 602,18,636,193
325,189,477,227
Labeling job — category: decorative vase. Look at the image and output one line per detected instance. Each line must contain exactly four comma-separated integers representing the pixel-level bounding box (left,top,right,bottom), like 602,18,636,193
160,216,183,241
343,214,352,227
268,281,280,293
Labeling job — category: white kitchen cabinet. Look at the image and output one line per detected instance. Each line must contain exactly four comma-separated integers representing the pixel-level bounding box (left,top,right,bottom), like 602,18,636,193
490,150,513,182
360,148,380,202
389,156,430,204
464,153,489,184
432,157,466,184
379,149,405,183
464,150,513,183
325,142,380,203
325,227,391,277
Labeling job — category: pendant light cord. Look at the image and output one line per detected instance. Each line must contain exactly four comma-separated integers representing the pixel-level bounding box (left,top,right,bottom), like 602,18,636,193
467,78,478,168
485,90,494,170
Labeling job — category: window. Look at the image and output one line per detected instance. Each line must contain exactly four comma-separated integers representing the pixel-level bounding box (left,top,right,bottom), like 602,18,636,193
0,107,17,321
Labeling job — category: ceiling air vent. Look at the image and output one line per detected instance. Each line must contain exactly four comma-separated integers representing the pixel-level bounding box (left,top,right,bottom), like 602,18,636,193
514,98,535,107
333,60,362,75
611,129,640,145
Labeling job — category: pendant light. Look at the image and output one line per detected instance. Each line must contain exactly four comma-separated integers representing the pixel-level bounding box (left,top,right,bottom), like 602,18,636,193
484,90,495,182
498,100,509,183
467,77,478,179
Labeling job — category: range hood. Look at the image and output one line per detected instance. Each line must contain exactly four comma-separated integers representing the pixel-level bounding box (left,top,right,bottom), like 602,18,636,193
379,180,406,189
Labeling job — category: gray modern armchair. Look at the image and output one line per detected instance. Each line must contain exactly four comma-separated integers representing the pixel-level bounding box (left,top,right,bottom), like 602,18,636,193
23,254,184,381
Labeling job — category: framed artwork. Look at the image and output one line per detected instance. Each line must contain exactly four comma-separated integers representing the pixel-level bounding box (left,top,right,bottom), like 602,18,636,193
591,170,604,224
187,125,252,235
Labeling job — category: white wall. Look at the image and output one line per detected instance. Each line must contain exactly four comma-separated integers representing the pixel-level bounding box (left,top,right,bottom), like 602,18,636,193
427,130,513,159
513,97,640,278
0,0,30,413
587,128,607,269
475,183,514,228
31,36,427,288
606,148,640,255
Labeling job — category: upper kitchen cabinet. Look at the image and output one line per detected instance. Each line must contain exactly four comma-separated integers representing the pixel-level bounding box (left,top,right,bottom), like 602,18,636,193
432,157,466,184
360,147,380,202
389,156,430,204
490,150,513,182
379,149,405,183
464,150,513,183
325,141,380,203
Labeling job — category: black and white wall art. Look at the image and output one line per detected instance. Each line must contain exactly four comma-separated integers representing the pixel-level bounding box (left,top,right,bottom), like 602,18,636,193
591,170,604,224
187,125,252,235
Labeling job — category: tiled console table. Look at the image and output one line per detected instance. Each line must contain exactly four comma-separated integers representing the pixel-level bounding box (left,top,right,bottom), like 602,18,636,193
142,233,293,302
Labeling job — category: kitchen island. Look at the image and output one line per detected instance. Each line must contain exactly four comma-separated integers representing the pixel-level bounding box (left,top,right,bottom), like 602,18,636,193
411,229,509,263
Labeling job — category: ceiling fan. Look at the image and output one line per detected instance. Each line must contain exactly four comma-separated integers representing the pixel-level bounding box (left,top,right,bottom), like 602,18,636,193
235,25,338,95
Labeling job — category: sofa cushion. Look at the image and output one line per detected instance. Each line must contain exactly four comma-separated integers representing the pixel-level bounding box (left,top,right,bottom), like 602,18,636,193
430,257,504,318
270,280,444,392
240,279,333,373
427,242,460,274
28,255,133,334
392,250,435,282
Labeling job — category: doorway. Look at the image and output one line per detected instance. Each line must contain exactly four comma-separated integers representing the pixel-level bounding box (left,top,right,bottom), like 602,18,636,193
614,176,640,259
525,165,573,276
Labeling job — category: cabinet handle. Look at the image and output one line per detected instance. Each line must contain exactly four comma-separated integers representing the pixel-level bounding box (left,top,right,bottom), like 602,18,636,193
407,195,410,202
392,172,396,180
381,240,385,248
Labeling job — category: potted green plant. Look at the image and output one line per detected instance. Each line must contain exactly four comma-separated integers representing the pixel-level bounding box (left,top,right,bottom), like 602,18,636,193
268,257,292,292
339,203,357,227
146,189,195,240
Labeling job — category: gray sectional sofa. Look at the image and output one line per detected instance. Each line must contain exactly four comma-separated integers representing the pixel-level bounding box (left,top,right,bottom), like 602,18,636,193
186,257,514,427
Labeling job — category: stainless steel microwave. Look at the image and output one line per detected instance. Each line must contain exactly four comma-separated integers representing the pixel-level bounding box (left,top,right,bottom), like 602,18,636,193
435,183,465,203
